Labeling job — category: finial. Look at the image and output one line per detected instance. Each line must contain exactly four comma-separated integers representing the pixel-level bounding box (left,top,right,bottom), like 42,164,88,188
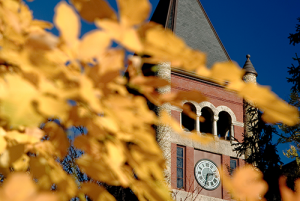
243,54,257,76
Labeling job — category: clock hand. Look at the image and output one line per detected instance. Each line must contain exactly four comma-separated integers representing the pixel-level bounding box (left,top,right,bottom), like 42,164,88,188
205,172,214,186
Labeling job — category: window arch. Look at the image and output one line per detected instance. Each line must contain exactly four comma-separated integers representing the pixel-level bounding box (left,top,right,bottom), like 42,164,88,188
217,111,232,139
200,107,213,134
181,102,197,132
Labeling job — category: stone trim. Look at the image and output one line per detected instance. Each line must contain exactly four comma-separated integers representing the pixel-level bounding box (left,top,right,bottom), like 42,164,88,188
172,189,230,201
232,121,244,127
169,131,243,158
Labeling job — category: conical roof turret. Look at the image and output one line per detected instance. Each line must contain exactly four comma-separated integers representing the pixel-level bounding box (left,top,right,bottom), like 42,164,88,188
243,54,258,76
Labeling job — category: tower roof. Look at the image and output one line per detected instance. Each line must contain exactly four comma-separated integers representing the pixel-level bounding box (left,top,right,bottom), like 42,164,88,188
243,54,258,76
150,0,230,68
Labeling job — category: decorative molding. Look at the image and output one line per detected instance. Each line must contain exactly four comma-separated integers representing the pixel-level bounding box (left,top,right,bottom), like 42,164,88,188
182,100,202,116
233,121,244,127
170,105,183,112
216,105,237,122
199,101,218,116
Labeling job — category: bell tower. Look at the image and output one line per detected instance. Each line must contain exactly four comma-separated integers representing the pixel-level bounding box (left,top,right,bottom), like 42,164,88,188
242,54,259,163
151,0,247,200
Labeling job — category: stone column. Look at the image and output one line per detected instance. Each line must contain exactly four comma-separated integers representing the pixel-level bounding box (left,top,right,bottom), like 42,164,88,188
213,116,218,136
196,116,200,132
230,124,234,139
156,62,172,185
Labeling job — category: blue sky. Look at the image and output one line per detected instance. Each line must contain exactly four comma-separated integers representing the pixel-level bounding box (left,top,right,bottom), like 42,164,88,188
27,0,300,164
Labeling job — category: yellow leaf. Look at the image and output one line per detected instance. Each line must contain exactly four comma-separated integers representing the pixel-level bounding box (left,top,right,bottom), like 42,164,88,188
239,82,299,126
19,3,33,30
96,20,143,52
44,122,70,158
221,165,268,201
161,90,207,104
6,130,42,144
12,154,29,171
0,144,25,169
25,28,58,50
279,177,300,201
187,132,214,144
54,1,80,46
117,0,151,27
79,30,111,61
71,0,117,22
1,173,36,201
76,154,120,185
106,141,127,185
210,61,244,85
130,76,169,89
79,76,103,113
81,182,116,201
29,157,47,179
0,135,7,155
160,111,182,133
31,20,53,29
37,96,70,122
0,75,42,127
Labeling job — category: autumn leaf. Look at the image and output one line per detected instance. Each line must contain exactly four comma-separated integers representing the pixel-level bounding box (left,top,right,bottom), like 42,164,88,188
79,30,111,61
0,135,7,155
81,182,116,201
54,1,80,46
238,82,299,126
25,28,58,50
96,19,143,52
0,75,43,127
117,0,151,27
43,122,70,158
71,0,117,22
221,165,268,201
279,176,300,201
0,173,59,201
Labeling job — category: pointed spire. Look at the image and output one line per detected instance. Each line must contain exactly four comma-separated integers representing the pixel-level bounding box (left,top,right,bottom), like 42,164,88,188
243,54,258,76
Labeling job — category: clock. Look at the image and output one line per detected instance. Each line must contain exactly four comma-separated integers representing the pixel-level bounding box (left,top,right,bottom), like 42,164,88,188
194,159,220,190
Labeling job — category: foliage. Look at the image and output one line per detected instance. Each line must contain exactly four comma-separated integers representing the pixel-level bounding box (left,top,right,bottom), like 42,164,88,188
279,16,300,168
0,0,299,201
277,16,300,197
233,105,282,201
288,17,300,46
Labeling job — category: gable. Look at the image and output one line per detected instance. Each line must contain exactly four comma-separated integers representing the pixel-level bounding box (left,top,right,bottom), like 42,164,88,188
151,0,230,67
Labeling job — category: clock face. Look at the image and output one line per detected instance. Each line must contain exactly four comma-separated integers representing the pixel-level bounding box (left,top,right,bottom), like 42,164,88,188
194,159,220,190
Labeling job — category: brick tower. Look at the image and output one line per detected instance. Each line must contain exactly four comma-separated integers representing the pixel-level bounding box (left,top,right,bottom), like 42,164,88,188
151,0,253,200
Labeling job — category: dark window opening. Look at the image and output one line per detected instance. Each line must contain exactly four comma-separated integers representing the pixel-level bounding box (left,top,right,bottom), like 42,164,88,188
181,103,197,132
177,146,185,189
217,111,231,140
230,158,238,175
200,107,213,134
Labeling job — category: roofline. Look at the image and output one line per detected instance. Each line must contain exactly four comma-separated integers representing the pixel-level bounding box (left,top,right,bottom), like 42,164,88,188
171,68,224,88
196,0,231,61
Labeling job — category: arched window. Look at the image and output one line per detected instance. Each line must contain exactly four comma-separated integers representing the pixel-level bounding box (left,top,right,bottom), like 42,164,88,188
217,111,232,140
200,107,213,134
181,103,197,132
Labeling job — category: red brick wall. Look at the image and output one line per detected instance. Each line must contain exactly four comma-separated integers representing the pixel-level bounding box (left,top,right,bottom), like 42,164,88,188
185,146,194,192
234,126,244,142
221,155,231,200
171,73,244,142
171,143,177,189
171,110,181,123
239,158,246,168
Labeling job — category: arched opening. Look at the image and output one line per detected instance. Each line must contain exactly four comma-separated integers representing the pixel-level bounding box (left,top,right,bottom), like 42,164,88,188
181,103,197,132
217,111,232,140
200,107,213,134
